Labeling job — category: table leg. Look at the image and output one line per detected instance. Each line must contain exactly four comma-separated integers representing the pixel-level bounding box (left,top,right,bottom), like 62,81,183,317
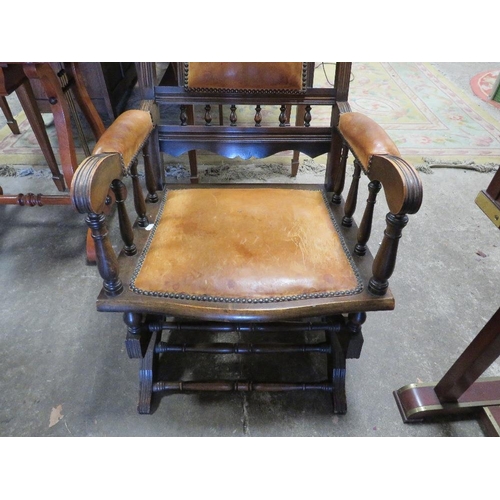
0,96,21,134
15,80,66,191
394,307,500,433
434,307,500,401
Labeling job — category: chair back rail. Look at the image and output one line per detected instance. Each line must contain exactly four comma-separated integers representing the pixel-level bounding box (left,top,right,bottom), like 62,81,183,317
137,62,351,186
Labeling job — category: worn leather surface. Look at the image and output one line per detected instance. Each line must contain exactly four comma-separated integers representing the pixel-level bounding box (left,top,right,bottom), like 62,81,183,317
133,188,360,299
186,62,305,92
92,110,153,168
338,112,401,169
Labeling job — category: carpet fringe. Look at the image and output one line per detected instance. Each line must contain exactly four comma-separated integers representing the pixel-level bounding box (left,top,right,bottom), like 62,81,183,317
415,157,499,174
0,165,17,177
2,156,497,180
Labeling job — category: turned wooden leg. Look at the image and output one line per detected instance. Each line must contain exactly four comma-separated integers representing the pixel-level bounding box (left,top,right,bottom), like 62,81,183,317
327,330,347,414
138,330,160,414
124,312,152,359
343,312,366,359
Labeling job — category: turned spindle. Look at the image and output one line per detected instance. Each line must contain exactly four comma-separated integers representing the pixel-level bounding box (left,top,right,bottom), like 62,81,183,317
332,143,349,204
129,159,149,227
354,180,381,256
304,105,312,127
229,105,237,126
279,105,287,126
179,105,187,125
204,105,212,125
342,160,362,227
141,145,159,203
254,105,262,127
111,179,136,256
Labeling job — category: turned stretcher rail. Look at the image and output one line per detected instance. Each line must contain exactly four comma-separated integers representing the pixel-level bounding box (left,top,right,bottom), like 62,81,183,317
149,320,341,333
0,193,71,206
152,381,333,393
155,341,332,354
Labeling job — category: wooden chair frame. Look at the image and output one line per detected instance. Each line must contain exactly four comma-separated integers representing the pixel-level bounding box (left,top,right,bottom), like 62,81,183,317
70,62,423,415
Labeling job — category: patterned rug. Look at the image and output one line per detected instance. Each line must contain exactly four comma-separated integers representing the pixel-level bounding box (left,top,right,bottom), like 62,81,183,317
346,63,500,170
1,62,500,177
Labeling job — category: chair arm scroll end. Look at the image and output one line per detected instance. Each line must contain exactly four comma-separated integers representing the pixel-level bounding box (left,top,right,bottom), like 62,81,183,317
369,154,423,216
70,153,123,214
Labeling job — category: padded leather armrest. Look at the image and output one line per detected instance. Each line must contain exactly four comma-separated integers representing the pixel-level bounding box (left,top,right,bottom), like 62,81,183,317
338,112,400,170
338,112,422,215
92,109,154,170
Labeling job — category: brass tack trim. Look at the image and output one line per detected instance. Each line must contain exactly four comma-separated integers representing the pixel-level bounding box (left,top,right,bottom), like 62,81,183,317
129,188,363,303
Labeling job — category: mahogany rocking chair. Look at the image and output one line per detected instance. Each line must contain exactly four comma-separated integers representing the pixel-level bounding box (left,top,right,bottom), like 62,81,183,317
70,62,423,415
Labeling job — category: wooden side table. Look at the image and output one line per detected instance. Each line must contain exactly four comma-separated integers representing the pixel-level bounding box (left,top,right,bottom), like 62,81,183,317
394,168,500,436
0,62,67,190
0,63,108,262
29,62,137,123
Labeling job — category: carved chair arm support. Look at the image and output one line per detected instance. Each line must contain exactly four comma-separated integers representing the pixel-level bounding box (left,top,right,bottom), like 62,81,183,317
69,152,125,296
366,154,422,295
337,111,423,296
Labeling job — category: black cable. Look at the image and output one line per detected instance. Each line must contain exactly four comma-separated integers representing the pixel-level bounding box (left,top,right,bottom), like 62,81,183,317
315,62,355,86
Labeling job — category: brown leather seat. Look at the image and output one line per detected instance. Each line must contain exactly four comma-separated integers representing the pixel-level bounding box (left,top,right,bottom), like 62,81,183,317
131,188,361,302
